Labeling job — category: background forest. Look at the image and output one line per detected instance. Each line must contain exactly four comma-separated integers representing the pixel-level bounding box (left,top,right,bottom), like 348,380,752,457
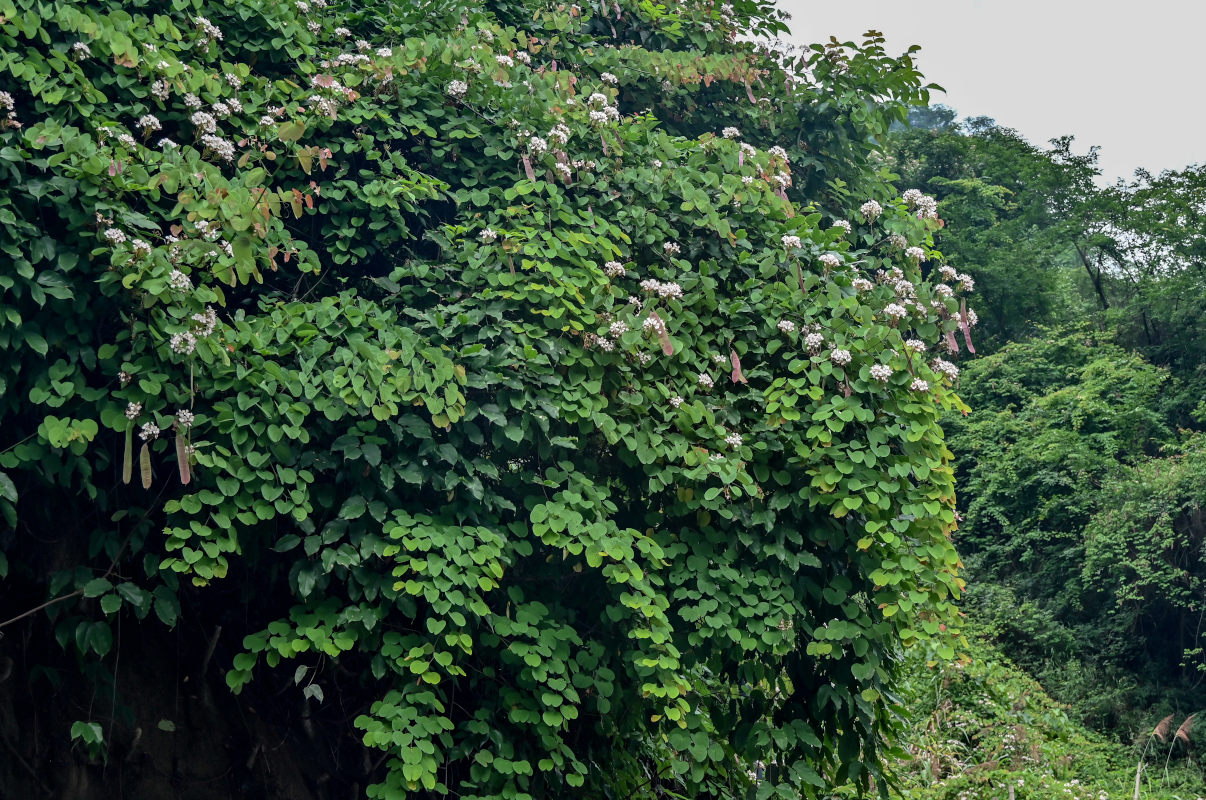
0,0,1204,799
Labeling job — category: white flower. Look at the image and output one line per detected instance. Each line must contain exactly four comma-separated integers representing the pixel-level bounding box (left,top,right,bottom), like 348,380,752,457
725,432,743,447
739,142,757,157
194,16,223,42
663,242,680,256
805,332,824,352
588,92,609,107
601,72,618,85
870,363,892,383
200,134,235,162
721,126,740,139
884,303,908,320
905,246,926,262
158,138,178,149
956,272,975,291
103,228,127,244
192,307,218,336
479,228,498,243
657,282,683,300
768,145,788,160
853,278,874,292
782,234,802,250
71,42,91,59
904,339,927,353
151,80,170,100
777,320,795,333
698,372,714,389
116,133,137,149
118,371,132,386
130,239,152,257
642,315,665,334
170,331,197,354
669,396,684,408
374,46,393,58
190,111,217,133
548,123,571,145
183,93,202,110
931,358,960,381
169,269,192,292
818,253,841,269
860,200,882,222
889,234,908,249
514,51,531,65
603,260,625,278
915,195,939,220
139,422,160,441
609,321,629,337
176,409,195,428
588,109,608,125
830,349,852,366
965,308,979,327
138,114,162,131
939,265,958,281
496,54,514,67
741,175,754,186
596,338,615,352
334,27,352,37
125,402,142,420
910,378,930,392
902,188,924,207
527,135,548,155
446,80,468,99
225,72,242,88
831,220,852,235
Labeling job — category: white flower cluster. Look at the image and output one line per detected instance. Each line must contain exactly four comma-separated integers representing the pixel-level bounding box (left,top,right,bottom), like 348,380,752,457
902,188,939,220
905,246,926,262
71,42,91,59
138,114,162,131
169,269,192,292
125,402,142,420
830,349,852,366
889,233,908,249
200,134,235,162
910,378,930,392
939,265,958,281
600,72,617,84
103,228,127,245
603,260,625,278
446,80,468,99
805,332,824,352
721,126,740,139
870,363,892,383
724,432,743,447
586,91,620,125
479,228,498,243
931,358,960,381
496,54,514,67
139,422,160,441
514,51,531,65
176,409,195,428
698,373,714,389
777,320,795,333
194,16,224,43
884,303,908,320
818,253,841,269
190,111,217,133
548,122,571,146
781,235,801,250
904,339,927,353
609,320,628,337
526,135,548,156
663,241,680,256
852,278,874,292
831,220,851,235
642,315,666,334
860,200,882,222
639,279,683,299
669,395,684,408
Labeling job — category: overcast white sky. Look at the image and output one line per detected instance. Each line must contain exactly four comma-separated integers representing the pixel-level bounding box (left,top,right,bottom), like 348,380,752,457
777,1,1204,183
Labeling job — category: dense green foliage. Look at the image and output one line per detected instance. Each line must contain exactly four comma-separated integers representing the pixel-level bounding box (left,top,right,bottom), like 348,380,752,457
887,108,1206,769
0,1,978,797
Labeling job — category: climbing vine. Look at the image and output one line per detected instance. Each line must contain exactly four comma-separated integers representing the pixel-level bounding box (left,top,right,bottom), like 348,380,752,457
0,0,972,796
